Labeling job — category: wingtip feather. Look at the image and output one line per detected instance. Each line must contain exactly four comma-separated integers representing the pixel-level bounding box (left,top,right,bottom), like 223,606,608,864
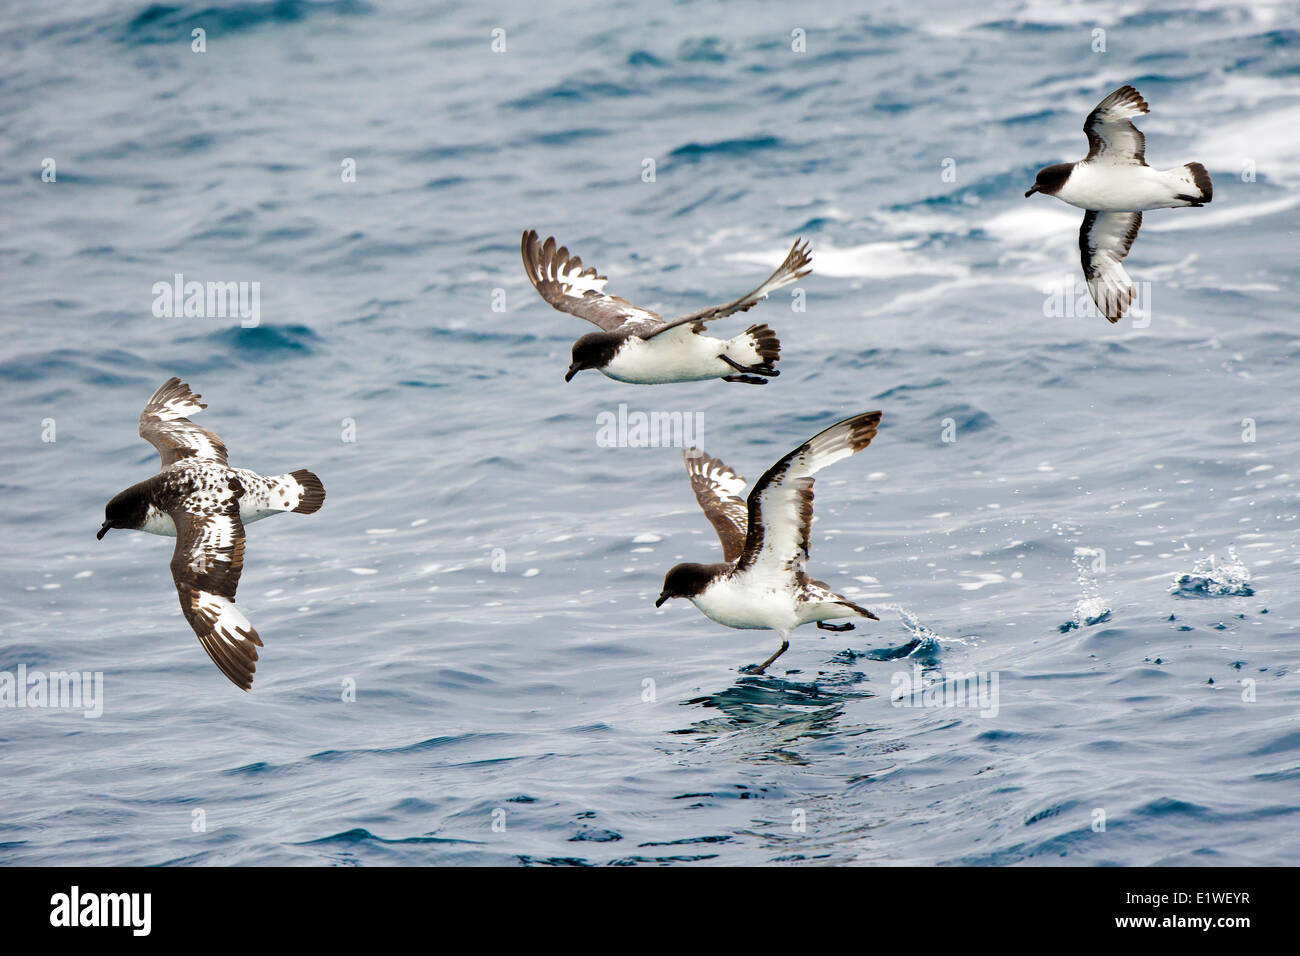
143,377,207,420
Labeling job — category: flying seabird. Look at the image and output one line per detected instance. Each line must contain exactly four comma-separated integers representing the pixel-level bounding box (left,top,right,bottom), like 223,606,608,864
1025,84,1212,323
521,229,810,385
97,378,325,690
655,411,883,673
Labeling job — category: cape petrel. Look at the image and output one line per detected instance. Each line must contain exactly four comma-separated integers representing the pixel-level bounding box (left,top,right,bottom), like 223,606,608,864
1025,85,1212,323
521,229,810,385
97,378,325,690
655,411,883,674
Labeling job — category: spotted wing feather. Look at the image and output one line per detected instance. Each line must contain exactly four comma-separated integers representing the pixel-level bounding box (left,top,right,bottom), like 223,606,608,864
168,476,262,690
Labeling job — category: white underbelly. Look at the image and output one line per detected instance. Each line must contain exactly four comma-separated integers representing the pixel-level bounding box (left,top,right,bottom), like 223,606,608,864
140,506,177,537
138,501,274,537
603,335,730,384
797,596,858,625
1057,163,1183,211
692,580,797,632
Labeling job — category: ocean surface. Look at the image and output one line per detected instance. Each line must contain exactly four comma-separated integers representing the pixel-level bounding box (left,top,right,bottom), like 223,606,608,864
1,0,1298,866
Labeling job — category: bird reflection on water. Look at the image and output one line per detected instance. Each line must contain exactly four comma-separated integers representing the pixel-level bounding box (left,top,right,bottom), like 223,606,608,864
671,627,945,762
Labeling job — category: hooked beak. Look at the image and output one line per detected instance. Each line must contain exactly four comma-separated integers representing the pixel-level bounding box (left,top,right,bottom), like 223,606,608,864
1024,185,1039,198
96,521,111,540
655,593,668,608
564,364,579,383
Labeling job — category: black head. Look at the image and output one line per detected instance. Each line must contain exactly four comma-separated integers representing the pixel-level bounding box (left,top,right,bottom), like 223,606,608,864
655,562,721,607
566,332,624,382
98,484,150,539
1025,162,1073,198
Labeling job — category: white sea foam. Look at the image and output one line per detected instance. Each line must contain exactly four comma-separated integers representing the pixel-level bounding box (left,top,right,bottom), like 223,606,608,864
727,240,968,280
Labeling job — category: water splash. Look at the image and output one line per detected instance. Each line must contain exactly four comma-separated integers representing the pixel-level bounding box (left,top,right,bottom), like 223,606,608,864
894,605,948,650
1170,547,1255,598
1059,547,1112,632
849,604,951,662
1059,597,1112,632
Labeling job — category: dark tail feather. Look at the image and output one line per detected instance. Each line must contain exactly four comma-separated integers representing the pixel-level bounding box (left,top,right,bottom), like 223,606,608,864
744,323,781,368
840,598,879,621
1185,162,1212,203
290,469,326,514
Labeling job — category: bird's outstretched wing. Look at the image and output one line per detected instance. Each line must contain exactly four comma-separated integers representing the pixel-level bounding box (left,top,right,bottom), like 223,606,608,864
521,230,663,333
683,450,749,564
1083,85,1148,165
168,476,262,690
642,238,811,340
1079,210,1142,323
139,377,228,469
736,411,882,582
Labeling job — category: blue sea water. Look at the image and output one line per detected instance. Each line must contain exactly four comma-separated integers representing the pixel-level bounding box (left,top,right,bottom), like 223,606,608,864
1,0,1298,866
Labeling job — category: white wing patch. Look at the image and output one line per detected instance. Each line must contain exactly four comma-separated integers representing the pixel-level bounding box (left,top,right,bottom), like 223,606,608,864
740,475,815,588
557,266,609,295
1080,210,1142,323
180,587,263,691
150,392,205,421
738,412,883,583
694,454,746,500
684,450,749,563
192,591,257,648
191,511,239,557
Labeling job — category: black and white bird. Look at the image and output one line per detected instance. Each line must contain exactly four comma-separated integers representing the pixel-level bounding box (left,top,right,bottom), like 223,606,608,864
1025,85,1212,323
655,411,883,674
97,378,325,690
521,229,810,385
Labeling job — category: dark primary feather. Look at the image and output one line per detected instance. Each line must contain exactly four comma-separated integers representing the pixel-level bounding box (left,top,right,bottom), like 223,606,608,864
521,229,812,341
520,229,662,333
1083,85,1149,165
642,238,812,339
